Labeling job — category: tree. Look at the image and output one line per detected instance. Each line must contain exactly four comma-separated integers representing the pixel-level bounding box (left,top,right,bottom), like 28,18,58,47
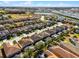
0,36,3,41
61,30,69,36
35,40,45,50
13,40,17,44
51,37,59,45
16,31,23,36
33,40,46,58
69,38,76,46
44,37,52,48
8,15,12,19
7,34,13,40
59,36,65,41
55,36,61,42
23,46,35,58
10,25,15,29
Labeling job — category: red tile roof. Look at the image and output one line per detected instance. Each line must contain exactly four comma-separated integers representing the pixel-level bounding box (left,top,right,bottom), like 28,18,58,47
49,46,78,58
44,50,58,58
60,42,79,57
2,42,21,57
18,37,33,47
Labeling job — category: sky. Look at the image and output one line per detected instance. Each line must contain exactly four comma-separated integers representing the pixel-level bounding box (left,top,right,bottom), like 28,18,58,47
0,1,79,7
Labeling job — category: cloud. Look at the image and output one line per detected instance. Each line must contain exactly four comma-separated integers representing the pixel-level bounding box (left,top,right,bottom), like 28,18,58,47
23,1,32,5
0,1,79,7
54,2,79,7
48,2,78,7
0,1,32,7
57,2,73,7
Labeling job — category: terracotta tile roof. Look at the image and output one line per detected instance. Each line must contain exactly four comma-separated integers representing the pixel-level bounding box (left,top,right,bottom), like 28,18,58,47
39,31,50,38
0,49,3,58
2,42,21,57
49,46,78,58
31,33,42,42
44,50,58,58
18,37,33,47
46,29,54,35
60,42,79,57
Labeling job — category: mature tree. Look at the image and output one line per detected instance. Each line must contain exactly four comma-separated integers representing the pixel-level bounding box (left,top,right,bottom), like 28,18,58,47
23,46,35,58
44,37,52,48
16,31,23,36
7,34,13,40
35,40,45,50
69,38,76,46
